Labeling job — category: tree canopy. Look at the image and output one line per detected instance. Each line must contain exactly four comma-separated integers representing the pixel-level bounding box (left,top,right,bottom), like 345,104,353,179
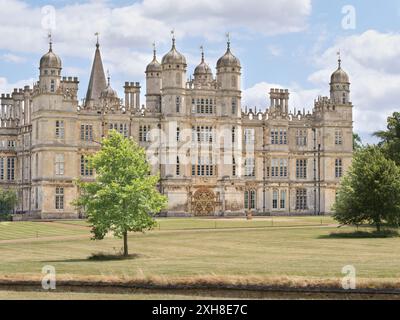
75,131,167,256
0,189,17,220
333,146,400,232
374,112,400,165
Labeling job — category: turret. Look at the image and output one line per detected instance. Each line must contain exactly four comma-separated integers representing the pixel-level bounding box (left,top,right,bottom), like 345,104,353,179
216,36,242,117
145,44,162,113
330,55,350,105
161,33,187,115
39,37,62,94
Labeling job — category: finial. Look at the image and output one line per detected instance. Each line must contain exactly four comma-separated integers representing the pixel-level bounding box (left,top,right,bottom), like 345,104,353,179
171,30,176,48
200,45,204,62
226,32,231,50
152,42,157,60
95,32,100,48
337,50,342,69
48,32,53,52
107,70,110,86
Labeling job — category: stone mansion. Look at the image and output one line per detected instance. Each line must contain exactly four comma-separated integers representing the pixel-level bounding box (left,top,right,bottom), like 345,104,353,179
0,36,353,219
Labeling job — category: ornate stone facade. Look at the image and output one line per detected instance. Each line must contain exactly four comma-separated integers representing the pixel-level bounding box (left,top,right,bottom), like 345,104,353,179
0,37,353,219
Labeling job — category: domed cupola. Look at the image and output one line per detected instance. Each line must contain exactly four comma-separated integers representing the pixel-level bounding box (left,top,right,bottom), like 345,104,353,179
101,78,118,100
161,36,187,66
217,39,241,70
330,53,351,104
330,56,349,84
194,48,213,77
146,47,162,74
40,41,62,70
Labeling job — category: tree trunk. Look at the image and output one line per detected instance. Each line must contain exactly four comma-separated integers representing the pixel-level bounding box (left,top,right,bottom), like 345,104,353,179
376,222,381,233
123,231,129,257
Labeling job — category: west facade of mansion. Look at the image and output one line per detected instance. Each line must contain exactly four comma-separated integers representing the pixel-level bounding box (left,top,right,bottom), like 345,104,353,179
0,37,353,219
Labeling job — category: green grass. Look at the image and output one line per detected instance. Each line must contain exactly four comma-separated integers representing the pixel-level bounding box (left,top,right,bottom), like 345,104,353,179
0,221,88,241
0,217,399,281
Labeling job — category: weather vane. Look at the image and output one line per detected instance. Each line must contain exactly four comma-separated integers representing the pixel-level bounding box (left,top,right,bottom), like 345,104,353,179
95,32,100,46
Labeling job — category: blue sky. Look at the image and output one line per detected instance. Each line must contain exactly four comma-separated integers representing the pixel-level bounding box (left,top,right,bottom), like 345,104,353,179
1,0,400,143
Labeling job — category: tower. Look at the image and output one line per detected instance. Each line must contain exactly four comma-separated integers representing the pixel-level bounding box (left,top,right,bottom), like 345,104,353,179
38,35,62,94
145,44,162,113
330,54,350,105
31,39,79,219
161,33,187,115
193,47,213,85
216,36,242,117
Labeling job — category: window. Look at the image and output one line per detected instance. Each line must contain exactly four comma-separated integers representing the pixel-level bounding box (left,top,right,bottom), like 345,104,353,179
81,155,94,177
81,125,93,142
296,159,307,179
55,121,64,139
296,189,307,210
176,127,180,142
245,190,256,210
176,96,181,113
335,130,343,145
176,157,180,176
280,159,288,178
232,157,237,177
193,156,214,177
271,159,288,178
0,158,4,180
193,126,213,143
55,154,65,176
139,125,151,142
244,129,255,145
232,98,237,115
335,159,343,178
50,79,55,93
272,190,279,209
271,129,279,145
194,98,215,114
279,129,287,145
7,158,15,181
110,123,129,138
245,158,255,177
232,126,236,143
8,141,16,148
55,187,64,210
296,129,308,146
280,190,287,209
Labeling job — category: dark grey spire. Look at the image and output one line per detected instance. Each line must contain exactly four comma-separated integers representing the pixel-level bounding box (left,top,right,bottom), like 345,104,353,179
85,38,107,107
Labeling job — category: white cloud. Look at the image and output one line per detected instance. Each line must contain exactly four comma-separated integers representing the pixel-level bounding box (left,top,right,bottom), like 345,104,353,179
309,30,400,139
0,77,35,93
243,81,322,112
0,53,26,63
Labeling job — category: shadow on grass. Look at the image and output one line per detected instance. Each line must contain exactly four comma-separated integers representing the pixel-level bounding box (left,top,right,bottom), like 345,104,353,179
43,253,141,264
319,229,399,239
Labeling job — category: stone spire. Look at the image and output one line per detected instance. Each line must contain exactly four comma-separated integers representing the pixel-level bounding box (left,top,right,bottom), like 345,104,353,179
85,35,107,107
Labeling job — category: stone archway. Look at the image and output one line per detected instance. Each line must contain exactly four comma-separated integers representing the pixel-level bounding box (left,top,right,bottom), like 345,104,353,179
192,188,216,216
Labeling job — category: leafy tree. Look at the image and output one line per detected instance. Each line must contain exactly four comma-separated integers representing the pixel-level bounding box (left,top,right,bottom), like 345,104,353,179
333,146,400,232
374,112,400,165
75,131,167,256
353,133,363,151
0,189,17,220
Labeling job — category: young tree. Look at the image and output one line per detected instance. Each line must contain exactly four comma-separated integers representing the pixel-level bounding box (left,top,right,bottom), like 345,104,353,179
75,131,167,256
374,112,400,165
333,146,400,232
0,189,17,220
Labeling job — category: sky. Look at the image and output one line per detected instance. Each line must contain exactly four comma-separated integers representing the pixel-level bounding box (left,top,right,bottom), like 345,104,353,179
0,0,400,143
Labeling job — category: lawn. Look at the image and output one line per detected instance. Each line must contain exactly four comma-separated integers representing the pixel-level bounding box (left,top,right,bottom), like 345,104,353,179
0,217,399,282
